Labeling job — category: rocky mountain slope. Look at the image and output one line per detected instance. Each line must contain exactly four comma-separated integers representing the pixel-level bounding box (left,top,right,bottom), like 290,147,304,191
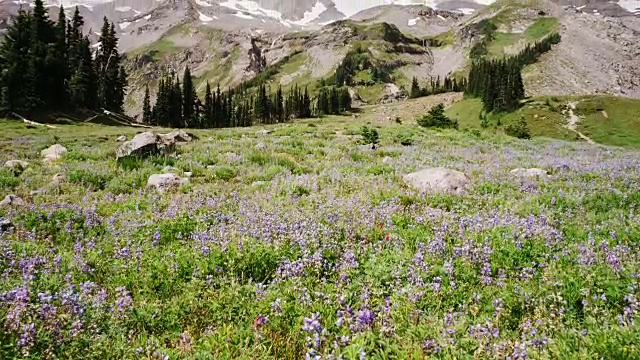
1,0,638,116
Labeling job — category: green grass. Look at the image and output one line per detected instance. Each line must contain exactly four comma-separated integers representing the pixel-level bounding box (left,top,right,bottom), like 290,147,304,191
524,17,559,41
445,97,574,141
1,108,640,358
576,96,640,148
486,32,519,58
424,30,456,47
357,83,386,104
128,37,181,62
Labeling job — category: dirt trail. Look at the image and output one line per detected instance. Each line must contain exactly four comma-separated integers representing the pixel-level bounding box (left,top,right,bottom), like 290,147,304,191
565,101,596,145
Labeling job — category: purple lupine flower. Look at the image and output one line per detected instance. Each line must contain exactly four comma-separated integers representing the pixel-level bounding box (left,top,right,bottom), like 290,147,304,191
354,308,375,332
255,283,266,299
481,262,492,285
271,298,283,315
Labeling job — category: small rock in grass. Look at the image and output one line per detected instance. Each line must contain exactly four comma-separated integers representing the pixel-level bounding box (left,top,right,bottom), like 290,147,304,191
51,173,65,186
510,168,548,178
256,129,271,136
0,194,26,207
5,160,30,172
30,189,46,196
162,166,178,173
41,144,67,163
116,135,127,142
147,174,188,193
255,142,266,150
403,168,470,194
382,157,393,164
0,217,13,232
184,172,193,178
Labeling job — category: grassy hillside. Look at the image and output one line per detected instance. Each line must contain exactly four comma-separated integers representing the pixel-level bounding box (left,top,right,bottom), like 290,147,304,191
446,95,640,147
0,111,639,358
575,96,640,148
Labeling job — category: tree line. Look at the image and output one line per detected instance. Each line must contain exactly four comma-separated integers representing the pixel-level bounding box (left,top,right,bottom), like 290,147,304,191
466,33,561,113
0,1,127,113
142,67,326,128
409,75,468,99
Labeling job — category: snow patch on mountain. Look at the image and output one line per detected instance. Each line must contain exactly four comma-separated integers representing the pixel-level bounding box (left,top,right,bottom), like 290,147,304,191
290,1,326,25
407,17,419,26
617,0,640,14
221,0,283,19
118,21,130,29
199,11,216,21
234,11,254,19
195,0,212,7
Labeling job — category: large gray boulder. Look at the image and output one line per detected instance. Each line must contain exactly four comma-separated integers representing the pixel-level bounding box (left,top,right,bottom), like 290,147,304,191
160,130,192,143
510,168,548,178
0,194,25,207
117,132,170,160
5,160,30,172
403,167,470,194
147,173,188,192
117,131,194,160
41,144,67,163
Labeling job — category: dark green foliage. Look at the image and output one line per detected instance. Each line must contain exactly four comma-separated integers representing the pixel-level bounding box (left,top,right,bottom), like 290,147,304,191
142,85,152,125
466,33,560,113
182,66,197,128
469,19,497,61
315,87,351,116
408,76,467,99
95,17,126,112
0,5,126,113
417,103,459,129
505,117,531,139
360,126,380,146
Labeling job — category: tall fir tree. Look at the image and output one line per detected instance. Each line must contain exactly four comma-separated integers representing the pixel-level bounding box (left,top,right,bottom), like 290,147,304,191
182,66,197,127
142,85,152,124
53,6,68,105
29,0,56,108
0,10,35,111
203,82,213,128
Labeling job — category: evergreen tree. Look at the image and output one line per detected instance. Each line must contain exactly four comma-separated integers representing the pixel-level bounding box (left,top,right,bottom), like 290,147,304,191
182,66,196,127
53,6,68,105
203,82,213,128
29,0,56,108
95,17,123,111
0,10,36,111
142,85,152,124
410,77,421,99
69,36,96,109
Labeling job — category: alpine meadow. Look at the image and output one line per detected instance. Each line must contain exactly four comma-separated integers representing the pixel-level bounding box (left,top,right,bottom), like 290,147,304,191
0,0,640,359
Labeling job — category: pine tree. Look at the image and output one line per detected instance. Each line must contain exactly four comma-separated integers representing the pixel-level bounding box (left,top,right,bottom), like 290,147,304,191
142,85,152,124
182,66,196,127
203,82,213,128
410,77,421,99
95,17,124,111
29,0,56,108
69,36,97,109
171,76,182,128
0,10,35,111
53,6,68,105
